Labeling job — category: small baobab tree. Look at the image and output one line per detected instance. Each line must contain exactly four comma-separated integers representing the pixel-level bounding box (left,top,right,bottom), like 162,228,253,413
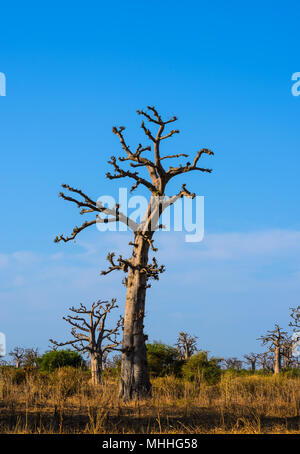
257,352,274,372
9,347,25,368
257,324,287,374
290,306,300,330
50,299,123,385
175,332,198,360
223,357,243,370
54,106,214,399
281,335,297,369
243,352,260,371
23,348,40,369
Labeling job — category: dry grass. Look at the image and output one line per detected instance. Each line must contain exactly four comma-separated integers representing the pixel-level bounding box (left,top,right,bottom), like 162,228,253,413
1,367,300,434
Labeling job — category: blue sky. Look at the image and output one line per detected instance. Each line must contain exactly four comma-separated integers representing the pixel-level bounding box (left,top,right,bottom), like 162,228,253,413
0,1,300,361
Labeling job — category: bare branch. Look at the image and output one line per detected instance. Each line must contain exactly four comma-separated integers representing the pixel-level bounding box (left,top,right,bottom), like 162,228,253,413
163,184,195,210
167,148,214,178
100,252,133,276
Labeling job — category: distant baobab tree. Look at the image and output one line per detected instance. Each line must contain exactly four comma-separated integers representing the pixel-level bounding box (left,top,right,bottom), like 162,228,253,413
54,106,214,399
257,352,274,372
257,325,288,374
50,299,123,385
243,353,260,371
281,336,296,369
23,348,40,369
175,332,198,360
9,347,39,370
9,347,25,368
223,357,243,370
290,306,300,330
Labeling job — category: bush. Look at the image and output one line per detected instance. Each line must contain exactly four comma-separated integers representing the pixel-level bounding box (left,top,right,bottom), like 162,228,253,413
280,368,300,378
50,366,85,398
39,349,86,372
182,351,221,385
11,368,27,384
147,342,182,377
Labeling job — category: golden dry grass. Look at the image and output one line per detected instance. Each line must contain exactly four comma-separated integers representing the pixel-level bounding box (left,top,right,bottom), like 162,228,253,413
1,367,300,434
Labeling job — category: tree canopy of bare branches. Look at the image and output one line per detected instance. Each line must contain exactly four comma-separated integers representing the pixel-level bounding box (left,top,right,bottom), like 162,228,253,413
243,353,260,371
257,325,288,374
175,332,198,360
50,299,123,384
54,106,213,399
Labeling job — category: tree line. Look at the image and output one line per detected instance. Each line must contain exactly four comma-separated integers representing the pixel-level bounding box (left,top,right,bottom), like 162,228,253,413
3,304,300,382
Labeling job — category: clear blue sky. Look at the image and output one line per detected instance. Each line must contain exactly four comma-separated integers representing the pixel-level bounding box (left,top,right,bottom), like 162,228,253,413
1,1,300,361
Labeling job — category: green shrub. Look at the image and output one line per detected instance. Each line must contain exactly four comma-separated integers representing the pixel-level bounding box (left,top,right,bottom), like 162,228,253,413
147,342,182,377
280,368,300,378
182,351,221,385
222,368,272,378
39,349,86,372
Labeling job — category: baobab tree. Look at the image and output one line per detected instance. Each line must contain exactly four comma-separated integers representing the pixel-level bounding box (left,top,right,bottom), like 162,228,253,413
50,299,123,385
243,352,260,371
175,332,198,360
23,348,40,368
54,106,214,399
9,347,25,368
257,352,274,372
223,357,243,370
257,325,287,374
290,306,300,330
281,335,297,369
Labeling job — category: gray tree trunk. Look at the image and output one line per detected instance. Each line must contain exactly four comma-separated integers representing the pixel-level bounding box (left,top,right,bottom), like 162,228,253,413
274,347,281,374
91,352,103,385
119,234,152,400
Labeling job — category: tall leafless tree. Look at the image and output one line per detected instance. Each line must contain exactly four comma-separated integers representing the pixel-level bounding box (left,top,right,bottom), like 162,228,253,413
243,352,260,371
175,332,198,360
54,106,213,399
257,325,287,374
50,299,123,385
9,347,25,368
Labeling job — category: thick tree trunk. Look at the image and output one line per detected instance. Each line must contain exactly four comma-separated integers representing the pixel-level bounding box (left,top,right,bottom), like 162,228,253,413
184,348,189,361
251,360,256,371
90,352,103,385
119,233,152,400
274,346,281,374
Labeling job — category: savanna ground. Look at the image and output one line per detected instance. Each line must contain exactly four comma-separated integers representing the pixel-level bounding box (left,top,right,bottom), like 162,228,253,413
1,367,300,434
